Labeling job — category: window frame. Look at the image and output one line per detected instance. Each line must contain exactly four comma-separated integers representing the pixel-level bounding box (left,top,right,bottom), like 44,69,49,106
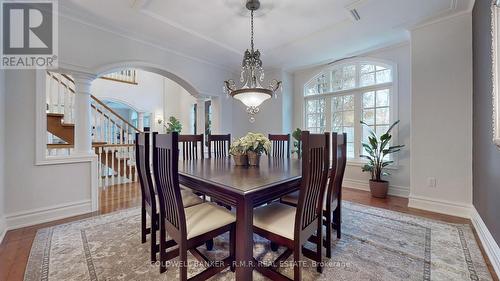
491,4,500,147
303,58,399,166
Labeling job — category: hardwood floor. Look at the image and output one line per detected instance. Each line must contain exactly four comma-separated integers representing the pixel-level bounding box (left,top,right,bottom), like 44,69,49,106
0,183,497,281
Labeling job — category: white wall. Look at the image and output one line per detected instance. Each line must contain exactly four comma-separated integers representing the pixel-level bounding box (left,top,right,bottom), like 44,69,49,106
409,13,473,217
292,43,412,196
0,69,6,242
92,70,197,133
5,70,93,229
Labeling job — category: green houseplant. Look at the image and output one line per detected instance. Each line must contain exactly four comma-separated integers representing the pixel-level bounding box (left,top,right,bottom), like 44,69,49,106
360,120,404,198
292,128,302,158
165,116,182,133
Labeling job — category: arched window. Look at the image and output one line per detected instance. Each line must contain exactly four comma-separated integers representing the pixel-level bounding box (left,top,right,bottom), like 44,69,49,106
304,59,397,160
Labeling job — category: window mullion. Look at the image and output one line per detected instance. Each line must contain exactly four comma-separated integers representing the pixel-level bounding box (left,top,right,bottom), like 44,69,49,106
325,97,332,134
354,91,362,160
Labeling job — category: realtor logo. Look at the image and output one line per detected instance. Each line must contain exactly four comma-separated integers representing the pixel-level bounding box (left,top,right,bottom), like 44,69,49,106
1,0,58,69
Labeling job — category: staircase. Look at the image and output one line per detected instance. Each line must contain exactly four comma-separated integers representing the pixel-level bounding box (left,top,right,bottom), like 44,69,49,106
46,72,140,187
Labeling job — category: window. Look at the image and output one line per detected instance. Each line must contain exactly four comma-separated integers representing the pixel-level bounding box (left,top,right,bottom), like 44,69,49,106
304,60,396,161
191,104,197,134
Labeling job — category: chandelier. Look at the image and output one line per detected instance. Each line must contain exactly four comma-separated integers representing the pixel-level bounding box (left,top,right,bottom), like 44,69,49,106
224,0,282,123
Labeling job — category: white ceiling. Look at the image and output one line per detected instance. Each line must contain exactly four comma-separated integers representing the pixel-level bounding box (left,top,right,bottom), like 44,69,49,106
61,0,473,72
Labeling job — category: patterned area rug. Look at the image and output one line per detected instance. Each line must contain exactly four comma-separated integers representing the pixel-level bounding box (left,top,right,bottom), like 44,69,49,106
24,202,493,281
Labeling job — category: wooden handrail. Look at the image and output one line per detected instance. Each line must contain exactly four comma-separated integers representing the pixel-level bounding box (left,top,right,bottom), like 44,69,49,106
48,143,135,149
90,94,141,132
48,72,141,133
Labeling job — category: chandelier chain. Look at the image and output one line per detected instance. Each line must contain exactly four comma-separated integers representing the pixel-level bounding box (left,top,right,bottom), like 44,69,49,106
250,10,254,52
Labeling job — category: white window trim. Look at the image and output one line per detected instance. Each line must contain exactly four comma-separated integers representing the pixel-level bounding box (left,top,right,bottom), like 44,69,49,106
302,58,400,166
491,5,500,147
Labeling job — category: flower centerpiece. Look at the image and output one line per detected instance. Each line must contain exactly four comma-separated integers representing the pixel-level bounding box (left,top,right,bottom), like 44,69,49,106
229,138,249,166
245,132,271,166
229,132,271,166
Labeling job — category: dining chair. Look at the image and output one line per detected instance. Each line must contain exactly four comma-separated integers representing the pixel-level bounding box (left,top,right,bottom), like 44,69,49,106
152,132,236,279
207,134,231,158
135,133,203,263
323,133,347,257
253,131,330,280
280,133,347,258
268,133,291,158
178,134,206,198
179,134,204,160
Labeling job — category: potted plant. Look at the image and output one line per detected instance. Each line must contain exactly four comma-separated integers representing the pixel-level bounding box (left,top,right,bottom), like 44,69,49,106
292,128,302,158
244,133,271,166
360,120,404,198
229,138,249,166
165,116,182,133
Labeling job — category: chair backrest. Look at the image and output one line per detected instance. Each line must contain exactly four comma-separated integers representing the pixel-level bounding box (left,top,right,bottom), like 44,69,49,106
327,133,347,205
152,133,186,237
268,134,291,158
207,134,231,158
179,134,204,160
295,131,330,236
135,132,156,212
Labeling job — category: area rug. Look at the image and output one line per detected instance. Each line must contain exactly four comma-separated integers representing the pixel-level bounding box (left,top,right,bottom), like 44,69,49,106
23,202,494,281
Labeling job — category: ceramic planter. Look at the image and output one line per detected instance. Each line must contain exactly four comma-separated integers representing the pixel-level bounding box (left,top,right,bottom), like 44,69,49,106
369,180,389,198
233,154,248,166
247,151,261,166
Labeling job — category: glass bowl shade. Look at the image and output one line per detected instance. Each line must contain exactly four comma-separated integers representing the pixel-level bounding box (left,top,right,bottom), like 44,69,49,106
231,88,273,108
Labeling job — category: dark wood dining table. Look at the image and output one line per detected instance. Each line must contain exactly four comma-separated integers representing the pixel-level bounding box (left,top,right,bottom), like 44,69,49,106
178,156,302,280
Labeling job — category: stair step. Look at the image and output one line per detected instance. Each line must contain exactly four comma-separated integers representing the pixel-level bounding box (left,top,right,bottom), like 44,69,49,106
47,113,64,117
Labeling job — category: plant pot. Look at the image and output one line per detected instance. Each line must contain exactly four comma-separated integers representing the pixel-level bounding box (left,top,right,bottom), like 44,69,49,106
369,180,389,198
233,154,248,166
247,151,261,166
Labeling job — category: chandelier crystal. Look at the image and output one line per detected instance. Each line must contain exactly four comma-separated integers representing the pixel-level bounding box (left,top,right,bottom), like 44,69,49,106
224,0,282,123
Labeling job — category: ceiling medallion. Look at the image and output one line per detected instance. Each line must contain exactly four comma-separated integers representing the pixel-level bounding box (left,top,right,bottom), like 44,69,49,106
224,0,282,123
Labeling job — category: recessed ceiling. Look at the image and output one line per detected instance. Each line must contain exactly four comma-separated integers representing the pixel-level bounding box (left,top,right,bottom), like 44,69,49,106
61,0,472,71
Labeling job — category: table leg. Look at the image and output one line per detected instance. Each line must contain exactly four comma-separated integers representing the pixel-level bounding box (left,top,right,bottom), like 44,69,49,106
235,197,253,280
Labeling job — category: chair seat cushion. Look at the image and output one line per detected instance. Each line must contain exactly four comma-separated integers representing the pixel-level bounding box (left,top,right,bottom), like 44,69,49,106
181,189,204,208
185,203,236,240
253,202,296,240
155,190,203,211
281,191,338,211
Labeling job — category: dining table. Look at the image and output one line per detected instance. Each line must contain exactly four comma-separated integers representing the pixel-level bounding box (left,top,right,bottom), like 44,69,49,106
178,156,302,280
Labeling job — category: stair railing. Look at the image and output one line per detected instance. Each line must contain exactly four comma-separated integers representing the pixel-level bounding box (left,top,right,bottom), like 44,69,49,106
46,71,140,188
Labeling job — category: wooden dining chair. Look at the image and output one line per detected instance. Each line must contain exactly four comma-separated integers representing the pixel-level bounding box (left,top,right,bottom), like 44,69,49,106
253,131,330,280
280,133,347,258
152,132,237,279
178,134,206,197
324,132,347,258
179,134,204,160
207,134,231,158
136,132,159,263
268,134,291,158
136,133,203,263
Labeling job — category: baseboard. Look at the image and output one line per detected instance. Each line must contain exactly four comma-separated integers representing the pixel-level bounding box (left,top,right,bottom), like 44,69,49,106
470,207,500,277
5,200,92,230
0,216,6,244
408,195,472,218
343,178,410,198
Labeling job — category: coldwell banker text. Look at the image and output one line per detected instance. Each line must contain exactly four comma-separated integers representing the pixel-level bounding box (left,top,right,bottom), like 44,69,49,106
1,0,58,69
